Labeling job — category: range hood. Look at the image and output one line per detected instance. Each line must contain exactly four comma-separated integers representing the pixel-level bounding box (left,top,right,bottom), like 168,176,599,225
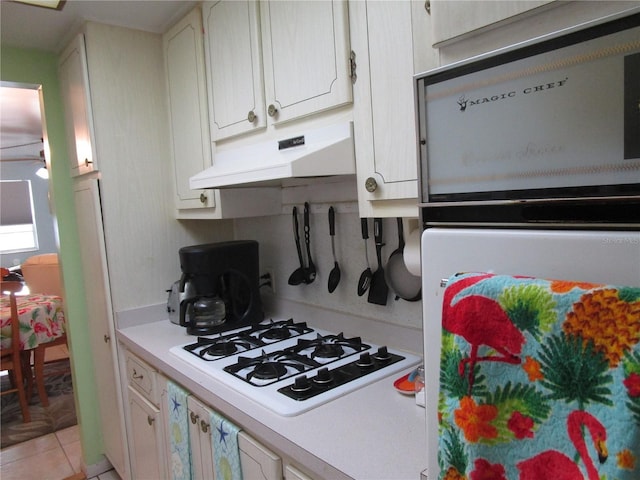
190,122,355,189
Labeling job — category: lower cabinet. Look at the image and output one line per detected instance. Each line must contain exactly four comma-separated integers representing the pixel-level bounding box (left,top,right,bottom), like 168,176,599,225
186,395,215,479
124,351,168,480
128,387,167,480
187,394,284,480
123,349,312,480
238,431,282,480
285,464,316,480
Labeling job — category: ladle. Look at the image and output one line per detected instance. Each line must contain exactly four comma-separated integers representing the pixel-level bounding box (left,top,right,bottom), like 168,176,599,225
327,206,341,293
288,206,307,285
357,218,373,296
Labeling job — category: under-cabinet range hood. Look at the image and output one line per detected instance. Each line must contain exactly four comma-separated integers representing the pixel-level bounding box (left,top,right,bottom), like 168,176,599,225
190,122,356,189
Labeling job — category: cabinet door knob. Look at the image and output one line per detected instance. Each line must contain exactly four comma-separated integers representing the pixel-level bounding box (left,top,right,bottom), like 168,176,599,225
247,110,257,122
199,192,207,204
267,104,278,117
365,176,378,193
200,420,209,433
132,369,143,380
85,158,93,167
190,412,199,424
147,415,155,426
424,0,431,14
103,334,110,343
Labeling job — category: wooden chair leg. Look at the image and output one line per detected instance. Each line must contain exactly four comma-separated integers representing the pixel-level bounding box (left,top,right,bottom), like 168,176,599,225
21,350,34,401
13,356,31,423
33,345,49,407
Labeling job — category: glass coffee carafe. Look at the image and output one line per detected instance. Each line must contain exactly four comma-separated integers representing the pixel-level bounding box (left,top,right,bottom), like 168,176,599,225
184,295,226,335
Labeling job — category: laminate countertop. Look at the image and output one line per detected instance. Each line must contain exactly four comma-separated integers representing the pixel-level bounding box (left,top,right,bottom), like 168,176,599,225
117,319,427,480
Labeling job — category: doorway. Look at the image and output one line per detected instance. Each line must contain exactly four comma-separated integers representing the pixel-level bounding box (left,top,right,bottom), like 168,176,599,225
0,82,74,447
0,84,58,267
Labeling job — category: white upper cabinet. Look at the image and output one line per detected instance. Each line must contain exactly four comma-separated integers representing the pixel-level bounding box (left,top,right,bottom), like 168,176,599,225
350,0,438,218
430,0,556,46
164,7,215,211
204,0,353,143
164,6,282,219
203,1,266,140
58,33,98,177
260,0,353,126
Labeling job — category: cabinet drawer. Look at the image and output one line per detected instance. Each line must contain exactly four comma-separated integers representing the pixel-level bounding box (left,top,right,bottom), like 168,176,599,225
125,352,157,403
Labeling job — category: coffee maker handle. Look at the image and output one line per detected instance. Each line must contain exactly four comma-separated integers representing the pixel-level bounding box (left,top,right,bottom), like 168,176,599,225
179,273,188,292
179,297,196,327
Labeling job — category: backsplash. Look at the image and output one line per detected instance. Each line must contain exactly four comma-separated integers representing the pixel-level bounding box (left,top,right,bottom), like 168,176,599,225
233,207,423,332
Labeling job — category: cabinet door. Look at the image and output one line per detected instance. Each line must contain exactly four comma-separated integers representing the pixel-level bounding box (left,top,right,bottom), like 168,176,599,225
204,0,266,140
431,0,555,45
73,178,126,475
58,33,97,177
187,396,215,479
238,431,282,480
351,0,433,217
261,0,352,125
128,386,168,480
285,464,315,480
163,7,216,210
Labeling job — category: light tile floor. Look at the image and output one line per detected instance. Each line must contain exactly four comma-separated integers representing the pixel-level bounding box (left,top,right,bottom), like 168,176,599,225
0,425,120,480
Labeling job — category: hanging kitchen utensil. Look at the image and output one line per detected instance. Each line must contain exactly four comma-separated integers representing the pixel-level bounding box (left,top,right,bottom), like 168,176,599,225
367,217,388,305
385,218,421,302
327,206,341,293
303,202,316,284
288,206,307,285
357,218,372,296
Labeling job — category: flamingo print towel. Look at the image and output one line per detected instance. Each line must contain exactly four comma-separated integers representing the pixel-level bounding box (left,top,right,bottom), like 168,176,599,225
438,273,640,480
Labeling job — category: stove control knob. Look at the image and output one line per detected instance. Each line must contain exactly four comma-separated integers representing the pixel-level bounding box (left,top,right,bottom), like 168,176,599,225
314,367,333,384
373,346,391,361
292,375,311,392
356,352,374,368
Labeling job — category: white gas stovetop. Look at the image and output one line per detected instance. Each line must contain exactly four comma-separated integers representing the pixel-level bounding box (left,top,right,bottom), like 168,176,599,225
169,318,420,416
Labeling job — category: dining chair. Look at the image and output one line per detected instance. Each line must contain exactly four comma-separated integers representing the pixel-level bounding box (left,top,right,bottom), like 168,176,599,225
1,281,31,423
21,253,69,407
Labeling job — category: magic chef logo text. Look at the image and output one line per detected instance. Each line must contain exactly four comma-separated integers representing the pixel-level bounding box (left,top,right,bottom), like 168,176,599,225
457,77,569,112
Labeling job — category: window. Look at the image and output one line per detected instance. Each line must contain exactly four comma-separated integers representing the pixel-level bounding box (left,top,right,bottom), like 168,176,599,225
0,180,38,253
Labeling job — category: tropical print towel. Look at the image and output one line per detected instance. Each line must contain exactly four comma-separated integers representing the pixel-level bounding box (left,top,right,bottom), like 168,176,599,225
211,410,243,480
438,273,640,480
167,381,192,480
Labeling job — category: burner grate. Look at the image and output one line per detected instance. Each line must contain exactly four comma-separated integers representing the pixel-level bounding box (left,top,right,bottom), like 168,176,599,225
224,350,321,386
222,333,372,387
182,318,313,361
291,333,369,360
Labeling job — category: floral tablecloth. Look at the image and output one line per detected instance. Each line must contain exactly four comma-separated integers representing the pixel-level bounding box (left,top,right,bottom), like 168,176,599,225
0,294,66,350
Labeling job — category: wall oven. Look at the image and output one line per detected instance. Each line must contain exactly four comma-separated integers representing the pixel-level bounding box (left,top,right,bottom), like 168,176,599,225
416,10,640,480
415,12,640,227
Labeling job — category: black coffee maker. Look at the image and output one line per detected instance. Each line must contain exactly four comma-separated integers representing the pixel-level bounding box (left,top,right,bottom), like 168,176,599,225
178,240,264,335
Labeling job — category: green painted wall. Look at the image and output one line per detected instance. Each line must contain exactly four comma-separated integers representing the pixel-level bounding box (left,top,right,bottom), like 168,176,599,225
1,45,105,467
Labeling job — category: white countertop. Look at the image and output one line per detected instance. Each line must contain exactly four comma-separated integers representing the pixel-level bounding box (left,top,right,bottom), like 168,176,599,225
117,319,427,480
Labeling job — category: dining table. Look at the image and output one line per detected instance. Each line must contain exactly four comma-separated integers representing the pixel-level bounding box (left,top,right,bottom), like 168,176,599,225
0,293,66,351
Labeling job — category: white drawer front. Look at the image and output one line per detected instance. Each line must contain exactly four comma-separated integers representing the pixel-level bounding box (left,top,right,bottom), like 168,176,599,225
125,352,157,403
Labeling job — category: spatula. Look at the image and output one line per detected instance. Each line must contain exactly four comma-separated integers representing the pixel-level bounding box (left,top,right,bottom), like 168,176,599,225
367,217,388,305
